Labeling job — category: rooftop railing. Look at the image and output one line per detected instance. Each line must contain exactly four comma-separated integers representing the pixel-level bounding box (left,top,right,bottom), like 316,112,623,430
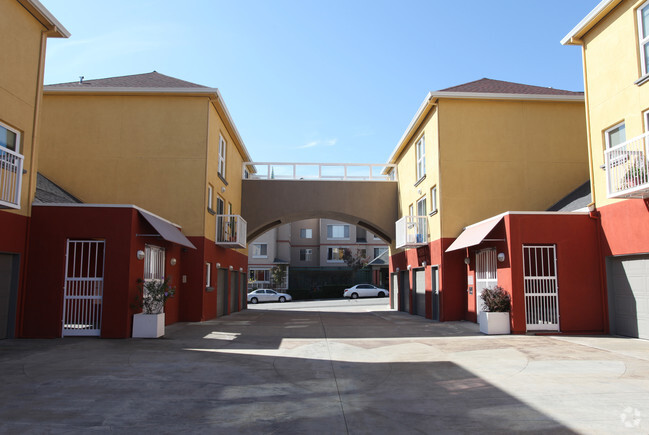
243,162,397,181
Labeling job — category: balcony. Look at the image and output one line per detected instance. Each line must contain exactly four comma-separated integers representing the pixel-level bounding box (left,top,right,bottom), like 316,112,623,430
395,216,428,249
605,132,649,199
0,147,24,209
215,215,247,248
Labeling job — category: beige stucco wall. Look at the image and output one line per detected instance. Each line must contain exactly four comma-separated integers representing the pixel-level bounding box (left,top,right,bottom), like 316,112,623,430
39,94,246,238
0,1,48,216
393,96,588,244
580,0,649,207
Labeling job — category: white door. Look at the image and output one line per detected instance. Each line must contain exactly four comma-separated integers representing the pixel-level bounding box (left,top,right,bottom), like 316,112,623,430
475,249,497,320
523,245,559,331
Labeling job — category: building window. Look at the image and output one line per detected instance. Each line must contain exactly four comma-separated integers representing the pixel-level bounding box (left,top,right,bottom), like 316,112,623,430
206,263,211,287
327,247,345,262
417,196,426,216
374,247,388,258
249,269,270,283
639,1,649,76
409,204,414,216
415,135,425,180
605,122,626,149
0,121,20,153
299,248,312,261
430,185,438,214
216,196,224,214
252,244,268,258
144,245,165,281
327,224,349,239
300,228,312,239
218,134,227,178
356,227,367,243
207,184,214,211
644,110,649,132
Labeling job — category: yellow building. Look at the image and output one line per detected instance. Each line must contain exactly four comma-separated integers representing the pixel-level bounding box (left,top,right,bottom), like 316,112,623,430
563,0,649,339
0,0,68,339
387,78,589,322
38,72,253,322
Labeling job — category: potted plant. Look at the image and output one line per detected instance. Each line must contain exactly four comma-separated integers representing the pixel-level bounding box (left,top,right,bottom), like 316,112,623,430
132,276,175,338
479,285,511,335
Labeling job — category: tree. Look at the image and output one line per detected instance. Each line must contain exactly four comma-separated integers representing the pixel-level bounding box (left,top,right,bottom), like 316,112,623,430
343,248,369,271
270,265,287,288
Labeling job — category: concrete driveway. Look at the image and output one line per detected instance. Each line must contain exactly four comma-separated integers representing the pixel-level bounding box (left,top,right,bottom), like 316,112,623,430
1,299,648,434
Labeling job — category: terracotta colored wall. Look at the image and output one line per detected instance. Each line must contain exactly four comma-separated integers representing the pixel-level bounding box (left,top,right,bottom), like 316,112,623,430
389,238,466,321
597,199,649,257
21,206,183,338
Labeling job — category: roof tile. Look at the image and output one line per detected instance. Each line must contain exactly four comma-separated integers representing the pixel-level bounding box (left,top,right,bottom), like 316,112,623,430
45,71,209,89
438,78,582,96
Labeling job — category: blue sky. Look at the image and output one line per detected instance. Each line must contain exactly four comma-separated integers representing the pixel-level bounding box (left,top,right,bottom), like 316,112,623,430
42,0,598,164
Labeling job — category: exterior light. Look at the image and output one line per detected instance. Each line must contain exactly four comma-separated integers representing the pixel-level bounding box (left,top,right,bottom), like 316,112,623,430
170,258,177,266
216,263,220,268
422,261,427,267
136,250,145,260
239,267,243,272
229,265,233,271
497,253,505,262
396,268,399,272
464,257,470,265
407,265,412,270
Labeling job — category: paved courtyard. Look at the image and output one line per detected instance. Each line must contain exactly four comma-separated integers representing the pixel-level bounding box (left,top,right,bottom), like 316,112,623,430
1,299,649,434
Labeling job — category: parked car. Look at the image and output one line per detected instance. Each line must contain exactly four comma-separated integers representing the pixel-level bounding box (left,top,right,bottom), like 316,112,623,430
343,284,388,299
247,289,292,304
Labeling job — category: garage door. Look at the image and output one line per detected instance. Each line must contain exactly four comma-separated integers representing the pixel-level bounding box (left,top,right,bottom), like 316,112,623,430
607,255,649,339
413,269,426,317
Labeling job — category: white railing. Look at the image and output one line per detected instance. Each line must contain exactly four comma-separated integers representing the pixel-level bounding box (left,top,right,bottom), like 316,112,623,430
216,214,247,248
605,132,649,198
242,162,397,181
395,216,428,249
0,147,24,209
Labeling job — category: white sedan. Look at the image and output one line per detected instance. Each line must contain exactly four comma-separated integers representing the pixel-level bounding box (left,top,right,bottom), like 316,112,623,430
343,284,389,299
247,289,292,304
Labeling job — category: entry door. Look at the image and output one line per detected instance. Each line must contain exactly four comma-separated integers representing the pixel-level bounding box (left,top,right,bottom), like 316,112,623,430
430,266,440,321
475,249,497,319
217,268,227,317
239,272,246,310
0,254,19,339
523,245,559,331
400,270,410,313
229,271,237,313
62,240,105,336
414,269,426,317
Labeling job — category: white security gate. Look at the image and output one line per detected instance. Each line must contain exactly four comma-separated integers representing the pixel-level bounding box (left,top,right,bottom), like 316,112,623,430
523,245,559,331
476,249,497,318
62,240,105,336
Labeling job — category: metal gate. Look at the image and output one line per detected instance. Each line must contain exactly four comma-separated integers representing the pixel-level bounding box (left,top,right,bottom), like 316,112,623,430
62,240,105,336
476,249,497,318
523,245,559,331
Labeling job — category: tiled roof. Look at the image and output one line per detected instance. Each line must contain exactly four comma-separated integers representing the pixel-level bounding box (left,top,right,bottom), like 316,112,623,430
34,173,83,204
546,181,591,212
438,78,583,96
45,71,209,89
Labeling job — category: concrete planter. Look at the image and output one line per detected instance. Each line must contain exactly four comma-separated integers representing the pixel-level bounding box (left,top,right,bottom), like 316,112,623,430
479,312,510,335
132,313,165,338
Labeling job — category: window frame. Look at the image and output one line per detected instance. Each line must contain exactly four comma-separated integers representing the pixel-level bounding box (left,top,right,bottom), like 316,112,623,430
327,224,349,240
252,243,268,258
416,196,426,217
299,248,313,262
0,120,20,153
216,196,225,215
207,184,214,212
638,1,649,77
430,185,438,215
300,228,312,239
374,247,388,258
206,262,212,288
415,135,425,181
604,121,626,149
327,247,345,262
218,134,227,179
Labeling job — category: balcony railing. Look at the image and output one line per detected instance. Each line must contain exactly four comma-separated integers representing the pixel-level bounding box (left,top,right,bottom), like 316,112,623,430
605,132,649,199
0,147,24,209
215,215,247,248
242,162,398,181
395,216,428,249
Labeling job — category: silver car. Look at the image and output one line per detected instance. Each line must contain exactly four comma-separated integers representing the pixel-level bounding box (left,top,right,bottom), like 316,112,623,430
343,284,388,299
247,289,292,304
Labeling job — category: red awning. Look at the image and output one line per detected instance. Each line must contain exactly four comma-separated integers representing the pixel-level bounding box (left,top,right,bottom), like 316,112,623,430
445,216,503,252
138,210,196,249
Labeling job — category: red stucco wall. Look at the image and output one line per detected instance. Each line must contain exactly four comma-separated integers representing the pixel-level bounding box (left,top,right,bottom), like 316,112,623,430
598,199,649,256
